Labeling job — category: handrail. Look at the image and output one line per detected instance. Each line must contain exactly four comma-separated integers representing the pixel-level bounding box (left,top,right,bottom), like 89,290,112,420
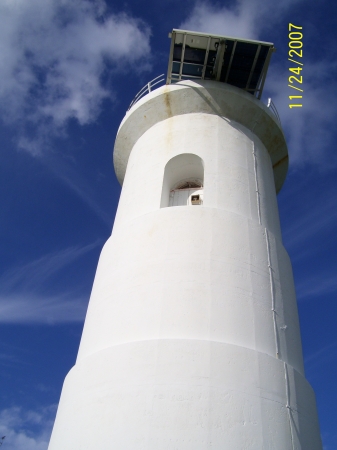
127,74,165,111
127,77,282,128
267,98,281,124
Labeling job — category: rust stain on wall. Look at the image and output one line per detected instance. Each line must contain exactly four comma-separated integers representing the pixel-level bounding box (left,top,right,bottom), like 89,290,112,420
163,87,173,118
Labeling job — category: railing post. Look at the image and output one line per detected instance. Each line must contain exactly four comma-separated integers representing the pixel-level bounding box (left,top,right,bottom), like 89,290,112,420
127,75,165,111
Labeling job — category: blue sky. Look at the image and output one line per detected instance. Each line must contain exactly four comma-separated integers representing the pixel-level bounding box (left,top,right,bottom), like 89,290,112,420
0,0,336,448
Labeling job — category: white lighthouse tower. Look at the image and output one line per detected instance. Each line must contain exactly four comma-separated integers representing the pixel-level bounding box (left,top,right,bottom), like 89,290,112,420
49,30,322,449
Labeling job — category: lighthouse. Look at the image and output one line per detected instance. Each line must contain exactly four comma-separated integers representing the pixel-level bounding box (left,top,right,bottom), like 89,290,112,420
48,30,322,449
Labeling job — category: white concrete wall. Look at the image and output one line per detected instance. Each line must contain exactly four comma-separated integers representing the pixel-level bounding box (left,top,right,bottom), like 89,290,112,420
50,342,321,449
49,82,322,449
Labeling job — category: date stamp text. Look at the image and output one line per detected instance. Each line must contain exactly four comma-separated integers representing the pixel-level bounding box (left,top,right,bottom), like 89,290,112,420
288,24,303,108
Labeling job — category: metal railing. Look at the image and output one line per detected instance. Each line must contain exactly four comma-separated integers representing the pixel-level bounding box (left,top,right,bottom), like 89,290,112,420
267,98,281,124
127,74,165,111
127,75,282,129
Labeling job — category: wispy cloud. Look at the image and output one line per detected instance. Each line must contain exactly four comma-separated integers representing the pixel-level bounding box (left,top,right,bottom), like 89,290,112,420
0,292,87,324
41,154,115,227
0,242,99,294
0,0,151,154
296,271,337,301
0,242,99,323
0,345,32,369
305,341,337,365
281,192,337,251
179,0,302,40
0,405,56,450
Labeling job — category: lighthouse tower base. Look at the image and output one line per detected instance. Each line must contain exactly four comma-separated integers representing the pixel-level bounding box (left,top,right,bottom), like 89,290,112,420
50,339,321,448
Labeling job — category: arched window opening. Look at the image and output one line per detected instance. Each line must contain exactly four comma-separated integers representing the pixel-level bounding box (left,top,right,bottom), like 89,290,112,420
161,154,204,208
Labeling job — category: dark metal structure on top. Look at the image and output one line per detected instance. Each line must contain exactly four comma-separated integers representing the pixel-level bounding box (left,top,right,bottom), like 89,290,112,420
167,29,275,99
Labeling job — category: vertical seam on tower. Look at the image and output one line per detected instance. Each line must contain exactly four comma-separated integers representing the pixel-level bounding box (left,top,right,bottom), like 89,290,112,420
265,228,279,358
284,362,295,450
252,143,261,225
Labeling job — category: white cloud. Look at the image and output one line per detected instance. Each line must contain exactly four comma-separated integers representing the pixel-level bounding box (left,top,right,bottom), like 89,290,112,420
0,406,56,450
180,2,256,39
179,0,302,40
0,0,151,154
